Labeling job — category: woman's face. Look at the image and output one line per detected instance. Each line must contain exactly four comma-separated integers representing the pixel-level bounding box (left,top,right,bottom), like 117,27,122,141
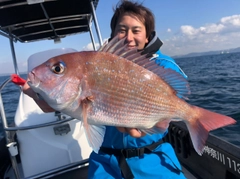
113,14,148,50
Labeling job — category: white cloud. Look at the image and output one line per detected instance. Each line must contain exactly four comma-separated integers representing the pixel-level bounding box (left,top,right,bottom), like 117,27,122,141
82,38,108,51
161,14,240,56
167,28,171,32
220,15,240,26
82,42,100,51
181,25,198,35
181,23,225,35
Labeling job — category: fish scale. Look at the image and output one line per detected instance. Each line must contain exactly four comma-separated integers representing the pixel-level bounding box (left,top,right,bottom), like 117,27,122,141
84,57,182,128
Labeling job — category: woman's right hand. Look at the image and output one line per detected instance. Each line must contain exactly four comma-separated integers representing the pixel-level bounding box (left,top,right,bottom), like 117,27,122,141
22,79,55,113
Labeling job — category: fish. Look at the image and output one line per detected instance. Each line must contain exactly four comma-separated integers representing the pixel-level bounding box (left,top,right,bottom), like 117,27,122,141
28,36,236,155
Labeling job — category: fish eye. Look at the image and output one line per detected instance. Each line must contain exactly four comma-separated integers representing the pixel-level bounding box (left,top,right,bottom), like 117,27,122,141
51,62,65,74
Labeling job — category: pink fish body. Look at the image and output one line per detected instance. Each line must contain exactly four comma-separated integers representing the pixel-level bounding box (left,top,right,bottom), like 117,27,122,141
28,37,236,154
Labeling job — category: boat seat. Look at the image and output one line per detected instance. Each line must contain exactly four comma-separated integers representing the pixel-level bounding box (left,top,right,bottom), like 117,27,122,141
14,48,92,178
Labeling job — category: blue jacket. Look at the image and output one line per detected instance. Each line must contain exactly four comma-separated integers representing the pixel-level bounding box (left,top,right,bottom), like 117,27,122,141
88,50,187,179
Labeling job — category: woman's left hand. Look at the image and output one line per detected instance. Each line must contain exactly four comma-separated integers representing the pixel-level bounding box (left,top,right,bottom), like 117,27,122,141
22,79,55,113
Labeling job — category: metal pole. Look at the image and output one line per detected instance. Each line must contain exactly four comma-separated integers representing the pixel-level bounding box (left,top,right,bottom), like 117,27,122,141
9,34,19,75
89,23,96,51
0,31,11,39
0,79,21,179
90,0,103,46
10,156,21,179
0,78,11,132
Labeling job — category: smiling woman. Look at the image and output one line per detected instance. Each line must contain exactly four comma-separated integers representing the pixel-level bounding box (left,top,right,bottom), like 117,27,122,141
110,2,153,50
19,1,189,178
113,15,149,50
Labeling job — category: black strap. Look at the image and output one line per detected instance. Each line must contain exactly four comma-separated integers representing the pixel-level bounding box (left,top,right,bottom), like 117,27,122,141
141,37,163,58
99,140,182,179
119,151,134,179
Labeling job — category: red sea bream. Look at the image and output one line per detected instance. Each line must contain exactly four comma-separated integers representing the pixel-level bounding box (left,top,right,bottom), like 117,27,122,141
28,37,236,154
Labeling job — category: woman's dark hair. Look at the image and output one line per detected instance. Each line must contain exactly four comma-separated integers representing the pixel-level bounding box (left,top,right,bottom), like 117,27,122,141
110,0,155,39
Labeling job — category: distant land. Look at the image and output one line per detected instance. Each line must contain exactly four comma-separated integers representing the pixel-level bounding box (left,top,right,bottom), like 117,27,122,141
172,47,240,59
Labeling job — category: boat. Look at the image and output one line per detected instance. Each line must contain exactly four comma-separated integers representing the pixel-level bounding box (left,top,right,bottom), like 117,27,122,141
0,1,240,179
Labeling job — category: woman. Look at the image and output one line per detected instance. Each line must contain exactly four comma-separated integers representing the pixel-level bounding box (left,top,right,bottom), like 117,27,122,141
88,1,187,179
23,1,187,178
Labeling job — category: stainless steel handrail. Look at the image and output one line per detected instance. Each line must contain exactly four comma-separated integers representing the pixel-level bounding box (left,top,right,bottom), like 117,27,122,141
0,77,21,179
25,159,89,179
0,77,12,134
4,117,74,131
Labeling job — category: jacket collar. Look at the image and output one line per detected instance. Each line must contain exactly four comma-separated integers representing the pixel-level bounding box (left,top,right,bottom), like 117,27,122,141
141,31,163,57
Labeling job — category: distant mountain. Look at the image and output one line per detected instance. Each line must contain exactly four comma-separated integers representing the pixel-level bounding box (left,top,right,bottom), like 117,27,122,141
173,47,240,59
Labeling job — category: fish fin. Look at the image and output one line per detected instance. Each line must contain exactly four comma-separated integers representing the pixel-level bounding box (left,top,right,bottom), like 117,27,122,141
154,67,190,99
82,99,105,153
98,36,190,99
98,37,116,52
133,57,190,99
98,40,109,52
98,36,143,60
140,127,167,135
98,36,126,54
185,106,236,155
140,64,191,99
140,119,171,134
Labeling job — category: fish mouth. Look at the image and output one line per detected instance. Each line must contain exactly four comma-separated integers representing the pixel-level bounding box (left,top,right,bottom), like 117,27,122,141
27,72,45,101
27,71,40,88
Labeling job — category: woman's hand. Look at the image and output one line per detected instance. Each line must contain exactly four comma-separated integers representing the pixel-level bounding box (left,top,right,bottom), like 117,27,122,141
22,79,55,113
117,127,146,137
116,120,169,137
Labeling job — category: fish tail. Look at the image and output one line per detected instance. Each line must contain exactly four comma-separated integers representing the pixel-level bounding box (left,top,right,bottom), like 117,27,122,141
186,106,236,155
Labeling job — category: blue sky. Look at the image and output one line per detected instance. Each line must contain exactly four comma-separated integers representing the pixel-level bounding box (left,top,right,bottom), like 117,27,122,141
1,0,240,74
